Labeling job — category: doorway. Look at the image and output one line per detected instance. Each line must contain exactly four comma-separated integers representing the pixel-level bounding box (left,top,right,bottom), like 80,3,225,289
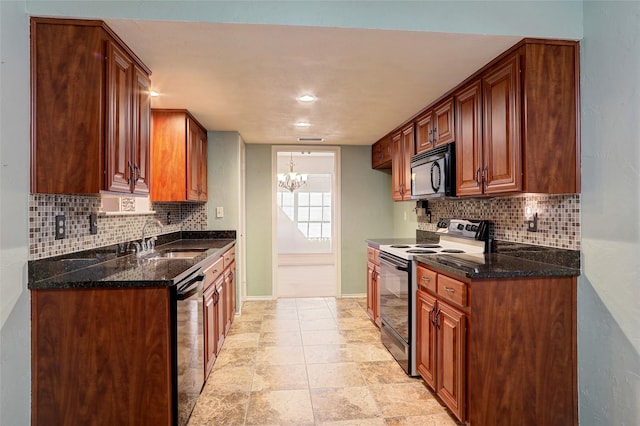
272,147,340,298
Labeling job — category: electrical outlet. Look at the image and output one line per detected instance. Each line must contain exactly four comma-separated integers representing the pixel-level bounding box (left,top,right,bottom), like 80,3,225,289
216,206,224,218
89,212,98,235
55,215,66,239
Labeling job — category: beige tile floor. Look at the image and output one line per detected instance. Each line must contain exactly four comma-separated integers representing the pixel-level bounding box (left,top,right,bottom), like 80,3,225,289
188,297,462,426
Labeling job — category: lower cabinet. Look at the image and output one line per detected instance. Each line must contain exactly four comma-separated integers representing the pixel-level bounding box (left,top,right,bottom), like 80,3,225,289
416,261,578,425
416,288,466,421
203,246,236,379
366,245,381,327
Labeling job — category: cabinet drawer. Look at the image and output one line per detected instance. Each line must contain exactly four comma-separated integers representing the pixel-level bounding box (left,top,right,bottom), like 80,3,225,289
223,247,236,269
437,275,467,307
203,257,224,289
367,246,379,264
416,265,437,292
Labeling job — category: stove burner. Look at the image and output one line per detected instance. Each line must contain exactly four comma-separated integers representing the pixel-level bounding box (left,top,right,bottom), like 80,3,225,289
415,244,441,249
441,249,465,254
390,245,411,248
406,249,437,254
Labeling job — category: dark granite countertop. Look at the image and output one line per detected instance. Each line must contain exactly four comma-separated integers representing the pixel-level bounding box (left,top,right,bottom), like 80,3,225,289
415,252,580,280
366,235,580,279
28,231,236,290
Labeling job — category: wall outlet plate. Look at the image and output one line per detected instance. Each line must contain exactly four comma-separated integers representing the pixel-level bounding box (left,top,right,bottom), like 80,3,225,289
89,212,98,235
216,206,224,218
55,215,66,239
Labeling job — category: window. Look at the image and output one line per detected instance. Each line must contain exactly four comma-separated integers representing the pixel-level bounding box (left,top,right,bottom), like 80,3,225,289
277,179,332,241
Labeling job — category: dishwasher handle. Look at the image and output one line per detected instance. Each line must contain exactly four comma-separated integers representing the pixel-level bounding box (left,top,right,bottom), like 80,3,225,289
176,271,205,300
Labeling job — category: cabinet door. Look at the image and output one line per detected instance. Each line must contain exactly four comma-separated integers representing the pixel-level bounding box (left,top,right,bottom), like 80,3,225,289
225,265,235,334
433,97,455,148
106,41,134,193
366,261,376,322
374,268,381,327
455,80,484,197
203,285,217,378
187,118,207,201
131,66,151,194
482,55,521,194
216,280,225,354
390,131,405,201
415,112,434,154
401,124,414,201
437,301,466,422
416,289,437,390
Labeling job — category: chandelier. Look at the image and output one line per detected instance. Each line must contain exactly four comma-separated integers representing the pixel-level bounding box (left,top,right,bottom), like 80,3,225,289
278,153,308,192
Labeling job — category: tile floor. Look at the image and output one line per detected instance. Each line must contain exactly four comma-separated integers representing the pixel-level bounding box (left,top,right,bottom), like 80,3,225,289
188,297,461,426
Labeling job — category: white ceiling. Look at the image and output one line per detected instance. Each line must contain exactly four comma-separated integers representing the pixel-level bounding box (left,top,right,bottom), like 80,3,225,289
106,19,521,146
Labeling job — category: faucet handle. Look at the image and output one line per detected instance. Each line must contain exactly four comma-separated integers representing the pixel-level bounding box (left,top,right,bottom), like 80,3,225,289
133,241,142,254
149,236,158,251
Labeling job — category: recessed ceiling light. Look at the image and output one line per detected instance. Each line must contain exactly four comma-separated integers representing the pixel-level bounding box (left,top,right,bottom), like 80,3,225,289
297,94,317,102
149,90,160,97
295,121,311,127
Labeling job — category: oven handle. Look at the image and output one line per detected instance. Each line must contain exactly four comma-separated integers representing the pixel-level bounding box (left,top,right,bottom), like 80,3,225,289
176,271,205,300
379,253,410,271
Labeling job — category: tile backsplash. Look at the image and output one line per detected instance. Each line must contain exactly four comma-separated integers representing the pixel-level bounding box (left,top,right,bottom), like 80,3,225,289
29,194,208,260
417,194,580,250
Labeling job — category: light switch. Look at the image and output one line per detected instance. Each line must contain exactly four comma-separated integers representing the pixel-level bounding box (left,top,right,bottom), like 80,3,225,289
216,206,224,218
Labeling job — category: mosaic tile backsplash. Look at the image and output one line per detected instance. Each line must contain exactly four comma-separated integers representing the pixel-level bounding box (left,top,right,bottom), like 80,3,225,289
29,194,208,260
417,194,580,250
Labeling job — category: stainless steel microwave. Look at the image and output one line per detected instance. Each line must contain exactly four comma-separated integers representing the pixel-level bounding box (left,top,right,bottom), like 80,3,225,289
410,143,456,198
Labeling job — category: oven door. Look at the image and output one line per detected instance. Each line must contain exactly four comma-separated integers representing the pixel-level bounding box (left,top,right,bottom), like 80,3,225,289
378,251,414,375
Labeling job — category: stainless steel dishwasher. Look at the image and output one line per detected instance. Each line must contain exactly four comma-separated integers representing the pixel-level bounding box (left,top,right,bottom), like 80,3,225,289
174,268,205,426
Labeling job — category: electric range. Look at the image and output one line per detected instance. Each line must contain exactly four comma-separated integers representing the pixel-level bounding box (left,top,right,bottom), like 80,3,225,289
376,219,490,376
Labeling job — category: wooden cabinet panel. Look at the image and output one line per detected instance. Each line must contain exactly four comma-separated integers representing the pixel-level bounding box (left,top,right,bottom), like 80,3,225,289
224,263,236,334
31,287,172,426
482,55,521,194
366,245,381,327
151,110,208,202
416,289,437,389
131,66,151,194
437,274,467,308
416,97,455,154
437,302,466,422
216,279,226,353
416,265,437,292
371,135,392,169
415,111,434,154
391,124,414,201
203,283,218,378
455,80,484,197
31,18,151,195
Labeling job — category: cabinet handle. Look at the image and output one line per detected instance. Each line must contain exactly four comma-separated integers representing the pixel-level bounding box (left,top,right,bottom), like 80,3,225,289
133,164,141,184
421,276,431,284
127,161,133,184
429,306,436,325
482,165,489,187
443,286,456,294
434,308,441,329
475,168,481,186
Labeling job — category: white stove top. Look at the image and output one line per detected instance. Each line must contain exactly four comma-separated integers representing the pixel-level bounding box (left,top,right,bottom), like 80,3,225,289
379,219,489,261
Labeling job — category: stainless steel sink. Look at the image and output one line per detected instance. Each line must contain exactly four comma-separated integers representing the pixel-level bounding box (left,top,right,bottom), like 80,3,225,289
144,249,207,260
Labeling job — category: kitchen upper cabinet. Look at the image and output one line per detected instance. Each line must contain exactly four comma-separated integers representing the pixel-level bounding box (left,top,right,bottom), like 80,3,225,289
151,110,208,202
371,134,392,169
456,40,579,197
391,124,414,201
416,97,455,154
31,18,152,195
187,117,208,202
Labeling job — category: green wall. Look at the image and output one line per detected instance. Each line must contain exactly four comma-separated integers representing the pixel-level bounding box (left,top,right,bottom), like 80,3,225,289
207,131,242,231
340,146,394,295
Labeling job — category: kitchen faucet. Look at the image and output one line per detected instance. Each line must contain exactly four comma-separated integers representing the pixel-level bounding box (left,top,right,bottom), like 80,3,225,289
135,218,164,256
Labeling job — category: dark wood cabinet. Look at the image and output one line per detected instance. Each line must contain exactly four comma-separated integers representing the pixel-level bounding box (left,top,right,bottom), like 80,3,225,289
366,245,381,327
151,110,208,202
416,97,455,154
203,256,223,378
391,124,414,201
371,134,392,169
416,261,578,425
31,287,172,426
416,273,467,422
31,18,152,195
456,40,580,197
